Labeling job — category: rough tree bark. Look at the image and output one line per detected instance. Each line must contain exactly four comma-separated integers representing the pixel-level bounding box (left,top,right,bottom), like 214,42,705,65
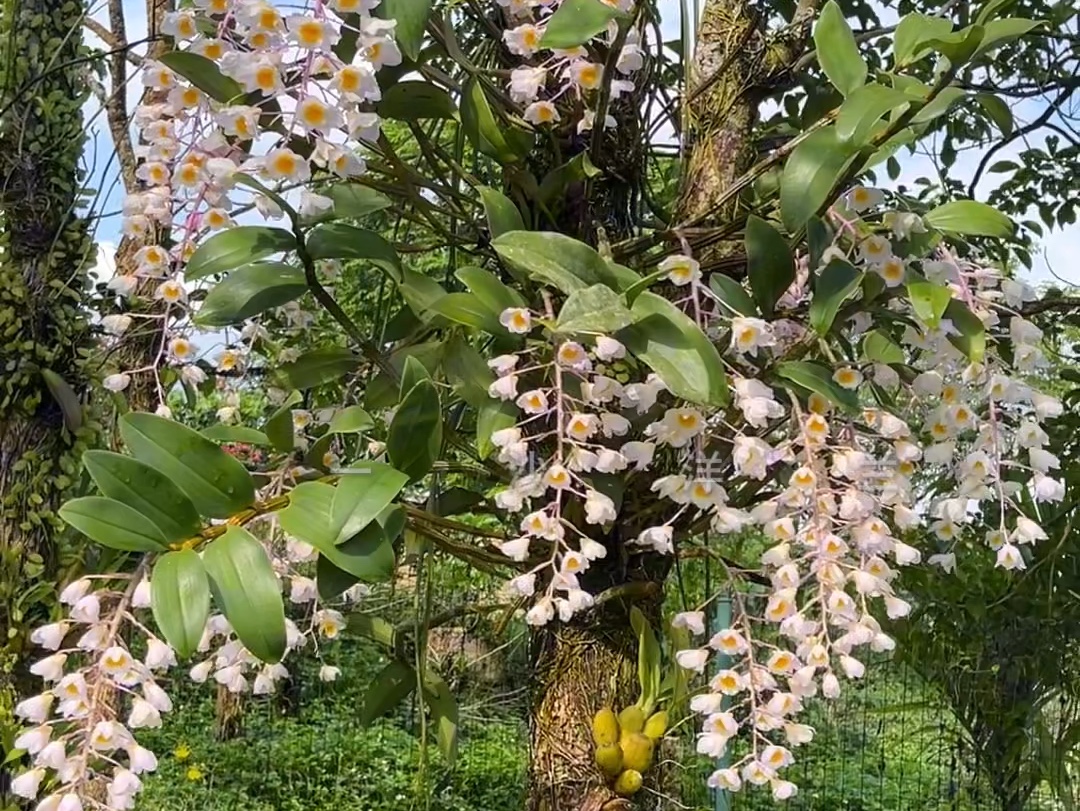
526,1,820,808
0,0,96,788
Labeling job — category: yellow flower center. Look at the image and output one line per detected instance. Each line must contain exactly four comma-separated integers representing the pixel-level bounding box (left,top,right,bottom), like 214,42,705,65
272,152,297,176
338,67,361,93
296,20,323,47
255,65,278,91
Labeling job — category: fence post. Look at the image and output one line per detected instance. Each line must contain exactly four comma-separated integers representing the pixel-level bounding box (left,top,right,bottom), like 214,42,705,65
711,592,733,811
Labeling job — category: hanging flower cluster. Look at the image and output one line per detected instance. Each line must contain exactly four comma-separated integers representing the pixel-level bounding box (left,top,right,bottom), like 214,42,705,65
101,0,393,410
483,187,1061,799
500,0,645,132
13,543,363,810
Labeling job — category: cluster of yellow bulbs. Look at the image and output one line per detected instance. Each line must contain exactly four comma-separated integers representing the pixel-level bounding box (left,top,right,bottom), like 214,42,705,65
591,704,668,796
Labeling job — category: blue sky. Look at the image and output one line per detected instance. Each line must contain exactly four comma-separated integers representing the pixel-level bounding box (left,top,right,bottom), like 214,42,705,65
83,0,1079,290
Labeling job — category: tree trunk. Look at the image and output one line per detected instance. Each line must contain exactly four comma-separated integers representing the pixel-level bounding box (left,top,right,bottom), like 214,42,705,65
0,0,96,792
528,602,644,811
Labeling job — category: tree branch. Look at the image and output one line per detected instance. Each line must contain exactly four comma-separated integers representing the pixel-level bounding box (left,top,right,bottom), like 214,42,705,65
84,18,141,67
967,86,1077,199
105,0,138,191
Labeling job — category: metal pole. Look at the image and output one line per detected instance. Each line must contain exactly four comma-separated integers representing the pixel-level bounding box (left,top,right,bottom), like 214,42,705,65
711,593,733,811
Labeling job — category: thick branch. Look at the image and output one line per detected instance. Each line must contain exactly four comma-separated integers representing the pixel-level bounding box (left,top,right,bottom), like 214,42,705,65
84,19,141,67
105,0,138,190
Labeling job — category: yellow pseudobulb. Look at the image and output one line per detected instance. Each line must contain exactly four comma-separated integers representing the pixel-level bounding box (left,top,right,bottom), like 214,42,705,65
644,710,668,740
614,769,643,796
617,705,645,735
620,732,654,773
594,744,623,777
592,707,620,747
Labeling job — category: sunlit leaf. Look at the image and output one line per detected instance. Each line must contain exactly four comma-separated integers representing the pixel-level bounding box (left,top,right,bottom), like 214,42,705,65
58,497,168,552
477,187,525,238
814,1,867,96
151,550,210,659
540,0,624,48
305,224,401,279
196,262,307,326
780,126,858,231
83,450,201,543
202,526,286,664
184,227,296,281
618,292,728,406
924,200,1014,237
119,413,255,519
775,361,859,411
556,284,635,334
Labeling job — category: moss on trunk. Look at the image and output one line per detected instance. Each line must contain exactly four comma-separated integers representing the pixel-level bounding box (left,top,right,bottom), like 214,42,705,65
0,0,97,782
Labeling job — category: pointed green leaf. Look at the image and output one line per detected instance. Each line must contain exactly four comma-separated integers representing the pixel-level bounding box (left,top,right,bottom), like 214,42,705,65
263,391,303,452
455,266,526,312
862,330,905,364
618,292,728,406
316,554,360,601
158,51,243,103
745,216,795,317
328,406,375,434
975,92,1013,137
893,13,955,66
709,275,758,317
40,369,82,432
427,293,502,333
907,281,953,327
361,660,417,726
460,78,530,164
836,84,910,143
151,550,210,659
200,425,272,446
944,299,986,362
776,361,859,411
279,347,358,390
630,607,661,714
387,380,442,480
810,259,863,335
184,227,296,281
780,126,858,231
280,462,408,548
421,670,459,764
324,522,396,584
556,284,635,334
82,450,201,543
493,231,632,292
202,526,286,664
540,0,624,48
305,224,401,279
119,413,255,519
378,81,457,121
477,188,525,239
814,1,867,96
973,18,1042,58
911,87,967,124
196,262,307,326
376,0,430,61
58,497,168,552
924,200,1014,237
326,183,392,219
